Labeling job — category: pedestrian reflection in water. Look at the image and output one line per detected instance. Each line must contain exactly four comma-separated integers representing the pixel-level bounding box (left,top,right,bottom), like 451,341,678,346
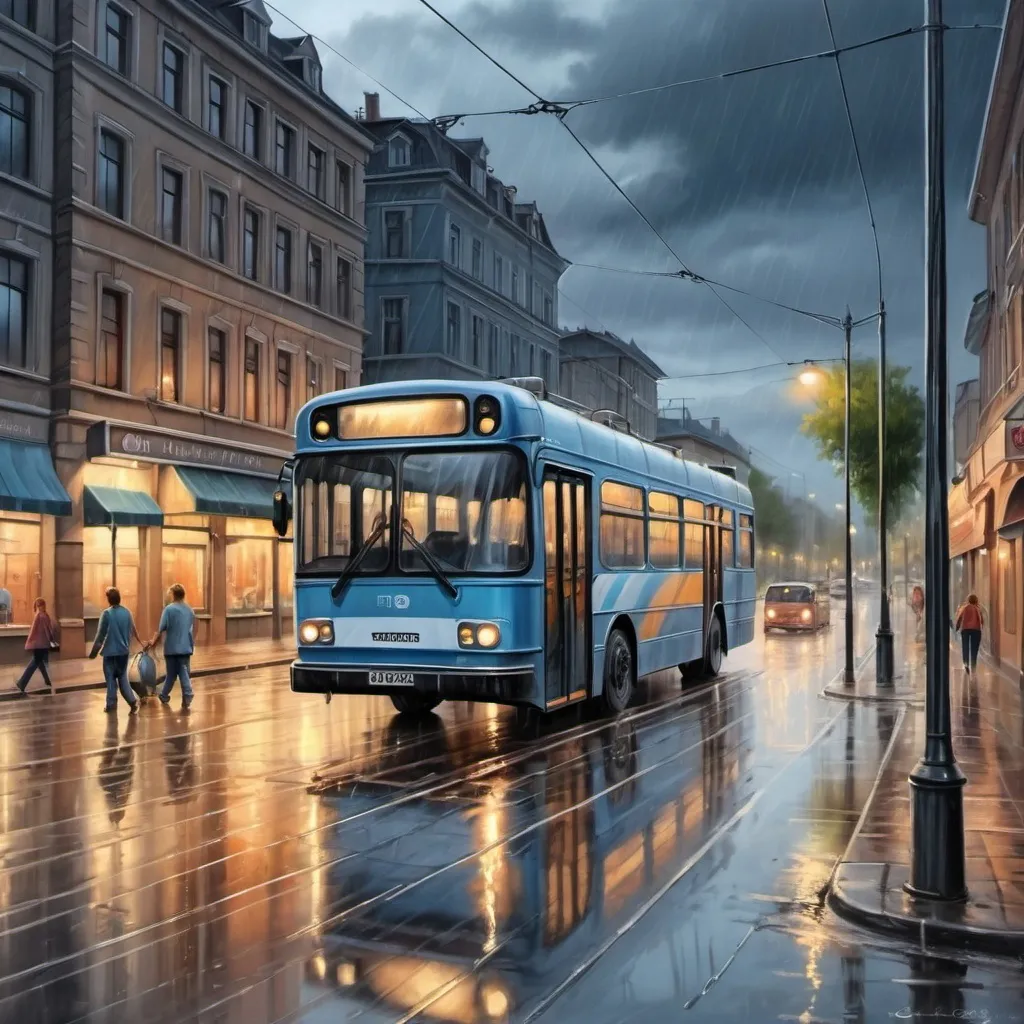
97,713,137,825
306,687,746,1022
163,711,197,802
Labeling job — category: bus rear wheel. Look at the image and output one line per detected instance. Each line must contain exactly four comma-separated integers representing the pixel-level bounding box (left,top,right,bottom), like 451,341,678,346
602,628,635,714
704,617,723,678
390,693,442,716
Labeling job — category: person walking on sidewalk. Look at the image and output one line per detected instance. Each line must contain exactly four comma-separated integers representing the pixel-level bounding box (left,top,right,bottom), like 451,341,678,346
148,583,195,710
955,593,984,675
89,587,144,714
16,598,57,694
911,584,925,637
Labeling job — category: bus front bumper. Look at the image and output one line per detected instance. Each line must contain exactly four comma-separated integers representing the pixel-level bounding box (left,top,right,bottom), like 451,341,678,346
291,662,537,705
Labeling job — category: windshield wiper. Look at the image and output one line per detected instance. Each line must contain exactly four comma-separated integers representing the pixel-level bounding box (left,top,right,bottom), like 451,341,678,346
331,512,390,601
400,519,459,599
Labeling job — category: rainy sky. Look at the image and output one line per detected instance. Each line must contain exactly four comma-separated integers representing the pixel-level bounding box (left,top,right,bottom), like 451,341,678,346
268,0,1004,511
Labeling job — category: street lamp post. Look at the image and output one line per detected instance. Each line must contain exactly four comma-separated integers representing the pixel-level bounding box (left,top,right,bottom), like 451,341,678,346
906,0,966,902
843,310,855,684
876,302,895,685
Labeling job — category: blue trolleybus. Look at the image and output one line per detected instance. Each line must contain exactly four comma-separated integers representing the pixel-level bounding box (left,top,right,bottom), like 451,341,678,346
272,378,756,716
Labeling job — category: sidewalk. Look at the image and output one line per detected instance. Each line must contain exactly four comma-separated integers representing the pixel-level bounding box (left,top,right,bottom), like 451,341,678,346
829,623,1024,952
0,637,294,702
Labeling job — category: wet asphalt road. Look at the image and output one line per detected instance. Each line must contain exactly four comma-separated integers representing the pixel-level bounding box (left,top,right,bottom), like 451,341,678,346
2,596,1024,1024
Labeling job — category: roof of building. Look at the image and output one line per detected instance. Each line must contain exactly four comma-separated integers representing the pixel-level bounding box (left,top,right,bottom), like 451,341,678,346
954,378,980,407
189,0,371,140
559,329,666,379
963,289,991,355
656,413,751,464
362,117,562,259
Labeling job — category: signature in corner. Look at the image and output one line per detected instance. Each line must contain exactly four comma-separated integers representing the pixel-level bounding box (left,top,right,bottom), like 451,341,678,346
890,1009,992,1021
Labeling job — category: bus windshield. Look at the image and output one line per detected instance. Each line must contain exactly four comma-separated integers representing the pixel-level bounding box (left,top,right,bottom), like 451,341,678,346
765,585,813,603
295,449,529,576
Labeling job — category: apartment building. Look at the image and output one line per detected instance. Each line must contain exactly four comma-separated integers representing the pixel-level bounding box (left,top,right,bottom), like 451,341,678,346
949,0,1024,677
0,0,373,662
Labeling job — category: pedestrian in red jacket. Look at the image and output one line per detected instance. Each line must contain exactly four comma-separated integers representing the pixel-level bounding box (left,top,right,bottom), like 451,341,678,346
16,598,57,693
955,594,984,675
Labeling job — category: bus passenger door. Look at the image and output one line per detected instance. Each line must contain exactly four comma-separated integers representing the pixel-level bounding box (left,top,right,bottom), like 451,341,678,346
704,510,722,640
543,470,591,707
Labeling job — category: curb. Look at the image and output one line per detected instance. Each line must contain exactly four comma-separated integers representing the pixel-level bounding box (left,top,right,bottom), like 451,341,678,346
828,869,1024,956
0,655,293,703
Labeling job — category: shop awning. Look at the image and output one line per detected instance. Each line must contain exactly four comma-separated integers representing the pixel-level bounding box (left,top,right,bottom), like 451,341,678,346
83,485,163,527
173,466,276,519
0,439,71,516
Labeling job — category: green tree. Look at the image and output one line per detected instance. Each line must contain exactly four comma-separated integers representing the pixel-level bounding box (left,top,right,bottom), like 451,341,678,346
748,468,798,550
801,361,924,522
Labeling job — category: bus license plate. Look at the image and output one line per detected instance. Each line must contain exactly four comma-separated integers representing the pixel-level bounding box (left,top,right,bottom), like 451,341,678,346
369,670,415,686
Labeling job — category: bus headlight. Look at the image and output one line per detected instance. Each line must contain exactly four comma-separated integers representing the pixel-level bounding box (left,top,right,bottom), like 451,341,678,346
458,622,501,648
311,412,333,439
479,978,511,1019
766,609,776,620
299,619,334,644
801,608,812,622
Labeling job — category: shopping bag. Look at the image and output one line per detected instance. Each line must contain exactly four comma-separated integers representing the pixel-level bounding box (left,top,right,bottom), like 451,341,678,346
130,651,158,696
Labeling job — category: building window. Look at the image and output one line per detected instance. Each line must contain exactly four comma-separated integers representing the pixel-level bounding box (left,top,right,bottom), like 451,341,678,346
541,349,552,383
161,43,184,113
493,253,503,294
226,518,275,614
275,121,295,178
160,166,183,245
509,334,519,376
243,337,260,421
471,238,482,279
335,256,351,320
0,84,29,180
471,315,483,367
308,143,324,199
203,189,226,263
243,100,262,159
335,161,350,215
600,481,645,569
1004,539,1017,634
306,354,321,402
382,298,403,354
243,11,267,51
104,3,131,76
0,512,42,626
97,288,124,390
275,226,292,292
162,528,207,612
0,0,33,29
243,205,260,280
543,294,553,326
307,62,321,91
448,223,460,267
98,129,125,218
487,322,499,375
274,348,292,430
334,366,347,391
389,135,409,167
446,301,461,357
207,325,225,413
384,209,405,258
83,524,138,618
511,265,519,305
0,254,27,370
159,307,181,403
306,241,323,307
207,75,226,139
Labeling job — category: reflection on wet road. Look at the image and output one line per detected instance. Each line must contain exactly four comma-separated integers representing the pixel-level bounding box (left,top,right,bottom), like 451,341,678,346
1,597,1022,1023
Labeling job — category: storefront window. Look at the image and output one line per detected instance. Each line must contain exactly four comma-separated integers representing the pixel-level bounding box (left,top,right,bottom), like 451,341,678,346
162,527,208,611
0,513,41,626
226,518,275,614
278,540,294,612
83,526,139,618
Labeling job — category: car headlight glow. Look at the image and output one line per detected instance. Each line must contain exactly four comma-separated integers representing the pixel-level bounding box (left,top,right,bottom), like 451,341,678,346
766,609,776,619
801,608,812,622
299,619,333,644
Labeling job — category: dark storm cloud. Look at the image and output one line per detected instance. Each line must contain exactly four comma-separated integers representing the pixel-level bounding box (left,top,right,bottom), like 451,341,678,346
459,0,603,55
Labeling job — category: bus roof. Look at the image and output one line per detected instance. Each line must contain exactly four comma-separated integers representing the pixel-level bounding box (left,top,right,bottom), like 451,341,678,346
296,379,754,511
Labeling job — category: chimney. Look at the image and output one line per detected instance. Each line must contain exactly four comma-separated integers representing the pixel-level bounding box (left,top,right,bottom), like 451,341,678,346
364,91,380,121
711,417,720,435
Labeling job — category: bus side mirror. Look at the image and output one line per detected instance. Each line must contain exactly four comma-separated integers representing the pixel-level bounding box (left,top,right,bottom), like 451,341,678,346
272,490,291,537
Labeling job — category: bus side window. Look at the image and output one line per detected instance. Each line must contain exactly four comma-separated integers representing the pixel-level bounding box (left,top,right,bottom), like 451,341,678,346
683,500,704,569
599,481,645,569
648,491,681,568
738,514,754,568
720,508,735,566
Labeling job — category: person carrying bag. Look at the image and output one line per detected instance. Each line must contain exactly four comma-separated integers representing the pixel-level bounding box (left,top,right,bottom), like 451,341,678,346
16,598,56,694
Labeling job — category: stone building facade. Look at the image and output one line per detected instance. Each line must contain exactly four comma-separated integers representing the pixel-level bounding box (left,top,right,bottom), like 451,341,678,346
0,0,373,662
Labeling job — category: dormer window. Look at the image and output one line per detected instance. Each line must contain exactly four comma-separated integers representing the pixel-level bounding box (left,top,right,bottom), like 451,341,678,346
471,163,485,195
244,11,267,51
388,135,410,168
306,61,321,91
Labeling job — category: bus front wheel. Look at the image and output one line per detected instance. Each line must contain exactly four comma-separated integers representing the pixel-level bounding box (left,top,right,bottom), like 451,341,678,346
390,693,442,716
602,628,635,714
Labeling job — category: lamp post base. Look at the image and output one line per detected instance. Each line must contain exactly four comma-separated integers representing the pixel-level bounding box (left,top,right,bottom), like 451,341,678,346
875,627,895,686
905,759,968,901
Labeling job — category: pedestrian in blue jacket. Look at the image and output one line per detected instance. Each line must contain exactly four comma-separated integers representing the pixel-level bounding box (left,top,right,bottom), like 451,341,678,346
89,587,145,713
